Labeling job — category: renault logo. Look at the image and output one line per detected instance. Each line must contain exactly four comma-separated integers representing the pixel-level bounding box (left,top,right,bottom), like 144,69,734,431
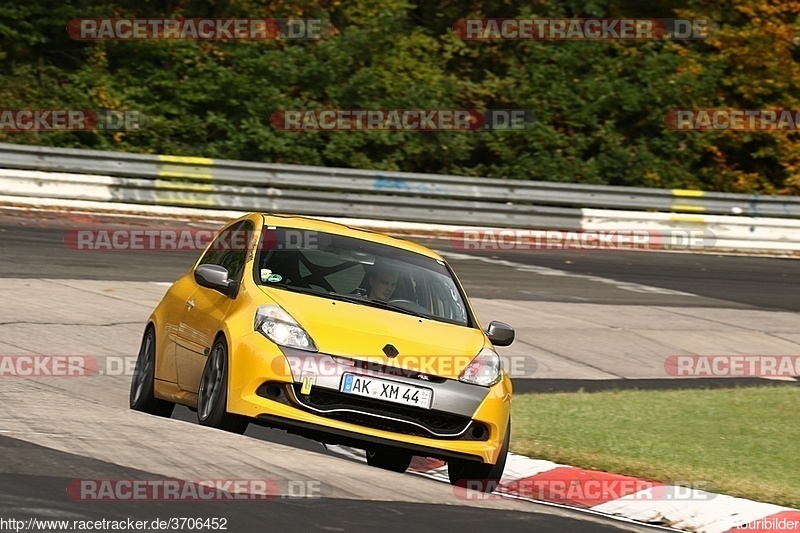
383,344,399,358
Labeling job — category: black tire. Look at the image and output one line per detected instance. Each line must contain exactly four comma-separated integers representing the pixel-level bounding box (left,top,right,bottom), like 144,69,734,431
197,337,249,435
130,326,175,417
366,448,413,473
448,420,510,493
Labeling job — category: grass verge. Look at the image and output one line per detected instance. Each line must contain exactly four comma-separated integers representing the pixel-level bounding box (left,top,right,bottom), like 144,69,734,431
510,385,800,508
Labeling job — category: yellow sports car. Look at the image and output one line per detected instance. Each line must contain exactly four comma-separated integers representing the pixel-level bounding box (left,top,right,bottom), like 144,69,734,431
130,213,515,491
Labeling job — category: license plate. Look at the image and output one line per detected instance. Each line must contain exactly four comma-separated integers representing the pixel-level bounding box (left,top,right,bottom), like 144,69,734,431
340,373,432,409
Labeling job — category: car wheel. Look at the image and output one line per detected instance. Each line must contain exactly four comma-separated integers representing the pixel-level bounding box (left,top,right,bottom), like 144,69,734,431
197,338,249,435
448,420,510,493
130,326,175,417
366,448,413,473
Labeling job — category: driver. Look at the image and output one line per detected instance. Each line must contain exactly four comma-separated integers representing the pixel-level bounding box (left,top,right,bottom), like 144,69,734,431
367,265,399,301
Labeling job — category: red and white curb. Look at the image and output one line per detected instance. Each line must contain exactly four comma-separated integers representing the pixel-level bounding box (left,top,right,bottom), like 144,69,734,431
328,446,800,532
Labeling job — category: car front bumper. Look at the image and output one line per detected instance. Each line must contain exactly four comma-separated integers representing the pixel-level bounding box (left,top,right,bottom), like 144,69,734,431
227,332,512,464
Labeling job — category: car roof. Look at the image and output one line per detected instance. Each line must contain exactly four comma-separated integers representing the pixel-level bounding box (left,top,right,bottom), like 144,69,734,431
258,213,444,261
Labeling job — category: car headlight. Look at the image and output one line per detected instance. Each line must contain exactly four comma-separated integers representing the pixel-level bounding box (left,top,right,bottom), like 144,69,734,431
458,347,502,387
255,305,317,352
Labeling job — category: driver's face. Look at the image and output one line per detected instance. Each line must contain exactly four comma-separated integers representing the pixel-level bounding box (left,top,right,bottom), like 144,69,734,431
369,271,398,300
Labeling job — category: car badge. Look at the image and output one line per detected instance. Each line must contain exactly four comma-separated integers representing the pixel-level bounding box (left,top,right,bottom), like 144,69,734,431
383,344,399,358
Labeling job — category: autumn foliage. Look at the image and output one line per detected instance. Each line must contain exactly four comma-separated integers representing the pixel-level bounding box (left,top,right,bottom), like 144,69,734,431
1,0,799,193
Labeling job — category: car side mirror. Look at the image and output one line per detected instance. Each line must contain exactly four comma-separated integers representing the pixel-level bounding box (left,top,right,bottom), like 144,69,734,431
486,321,515,347
195,264,236,297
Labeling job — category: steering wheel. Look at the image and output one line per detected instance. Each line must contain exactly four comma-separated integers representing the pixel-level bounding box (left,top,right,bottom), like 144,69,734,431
388,298,417,306
388,298,430,315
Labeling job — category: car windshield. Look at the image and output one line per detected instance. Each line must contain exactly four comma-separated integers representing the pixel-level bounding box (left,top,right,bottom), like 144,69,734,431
254,226,471,327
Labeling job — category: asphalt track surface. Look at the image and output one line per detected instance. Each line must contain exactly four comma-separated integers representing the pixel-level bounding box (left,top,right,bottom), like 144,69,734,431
0,210,797,311
0,209,669,533
2,435,643,533
430,243,799,311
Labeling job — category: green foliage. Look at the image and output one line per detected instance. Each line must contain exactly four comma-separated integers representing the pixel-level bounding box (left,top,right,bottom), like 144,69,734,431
1,0,799,193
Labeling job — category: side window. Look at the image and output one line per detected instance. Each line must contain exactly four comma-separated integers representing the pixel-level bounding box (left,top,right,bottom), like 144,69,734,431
198,220,253,284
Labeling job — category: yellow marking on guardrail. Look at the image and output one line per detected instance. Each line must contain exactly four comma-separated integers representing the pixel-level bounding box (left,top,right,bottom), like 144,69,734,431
156,195,215,207
158,165,213,180
671,189,705,213
671,204,705,212
154,180,213,192
157,155,214,180
672,189,704,197
669,213,706,223
158,155,214,165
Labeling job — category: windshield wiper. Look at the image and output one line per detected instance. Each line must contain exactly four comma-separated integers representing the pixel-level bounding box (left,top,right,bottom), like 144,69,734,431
326,293,429,319
267,284,320,296
265,284,429,319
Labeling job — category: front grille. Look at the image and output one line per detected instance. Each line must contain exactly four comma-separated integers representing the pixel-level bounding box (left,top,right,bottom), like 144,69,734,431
288,384,488,440
326,411,432,438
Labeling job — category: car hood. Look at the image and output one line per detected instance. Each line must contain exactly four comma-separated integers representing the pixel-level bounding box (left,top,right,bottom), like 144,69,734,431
259,286,486,379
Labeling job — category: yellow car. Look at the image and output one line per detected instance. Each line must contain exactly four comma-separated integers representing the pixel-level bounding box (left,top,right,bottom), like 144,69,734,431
130,213,515,491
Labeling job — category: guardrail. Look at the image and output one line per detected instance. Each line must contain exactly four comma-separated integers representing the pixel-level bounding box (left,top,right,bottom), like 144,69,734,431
1,142,799,224
0,142,799,252
0,143,582,229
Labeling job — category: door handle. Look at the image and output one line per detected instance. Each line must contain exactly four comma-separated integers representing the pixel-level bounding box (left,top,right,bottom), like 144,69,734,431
186,300,195,308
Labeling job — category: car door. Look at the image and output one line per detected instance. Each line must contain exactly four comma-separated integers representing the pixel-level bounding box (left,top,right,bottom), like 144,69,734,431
175,220,252,393
155,273,199,385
